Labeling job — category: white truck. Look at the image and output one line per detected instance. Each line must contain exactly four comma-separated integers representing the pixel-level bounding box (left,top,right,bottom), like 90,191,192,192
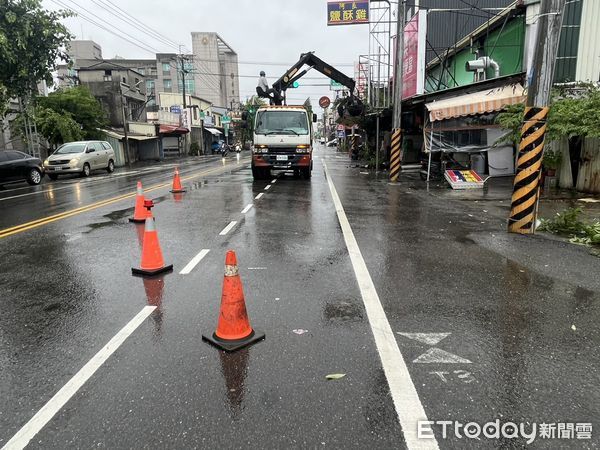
250,105,316,180
248,52,364,181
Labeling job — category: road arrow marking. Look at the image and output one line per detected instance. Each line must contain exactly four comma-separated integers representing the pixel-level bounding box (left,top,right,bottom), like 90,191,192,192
397,332,451,346
413,348,472,364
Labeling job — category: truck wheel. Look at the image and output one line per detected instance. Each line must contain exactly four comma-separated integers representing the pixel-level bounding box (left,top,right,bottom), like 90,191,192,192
301,168,311,179
252,167,263,180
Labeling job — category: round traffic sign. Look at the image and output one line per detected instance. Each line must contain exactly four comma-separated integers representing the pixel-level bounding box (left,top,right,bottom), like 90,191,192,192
319,96,331,108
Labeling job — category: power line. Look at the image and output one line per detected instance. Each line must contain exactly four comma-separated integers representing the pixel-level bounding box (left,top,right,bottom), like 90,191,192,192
89,0,180,51
61,0,166,53
49,0,159,56
100,0,182,49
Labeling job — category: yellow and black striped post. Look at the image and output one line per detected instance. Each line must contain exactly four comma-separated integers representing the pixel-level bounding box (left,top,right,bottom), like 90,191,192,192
508,106,549,234
389,128,402,182
350,134,357,158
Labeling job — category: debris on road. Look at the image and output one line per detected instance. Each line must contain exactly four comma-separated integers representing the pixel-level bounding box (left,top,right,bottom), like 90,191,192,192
325,373,346,380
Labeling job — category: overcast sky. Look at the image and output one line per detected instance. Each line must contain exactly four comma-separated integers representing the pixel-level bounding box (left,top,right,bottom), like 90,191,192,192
42,0,377,110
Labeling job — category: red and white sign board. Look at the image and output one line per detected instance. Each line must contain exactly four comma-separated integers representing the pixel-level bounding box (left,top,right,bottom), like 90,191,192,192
402,10,427,99
319,96,331,108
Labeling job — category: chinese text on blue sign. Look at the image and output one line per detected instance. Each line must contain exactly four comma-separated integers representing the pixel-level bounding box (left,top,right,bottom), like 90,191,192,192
327,1,369,26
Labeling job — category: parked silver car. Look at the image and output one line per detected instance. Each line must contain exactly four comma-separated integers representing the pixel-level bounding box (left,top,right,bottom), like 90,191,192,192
44,141,116,179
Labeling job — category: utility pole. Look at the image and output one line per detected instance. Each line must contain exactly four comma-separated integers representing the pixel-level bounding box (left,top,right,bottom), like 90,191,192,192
179,47,189,155
390,0,405,182
120,89,131,167
508,0,566,234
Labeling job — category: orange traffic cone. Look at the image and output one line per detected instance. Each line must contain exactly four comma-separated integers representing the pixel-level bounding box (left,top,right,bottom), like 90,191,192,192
203,250,265,352
129,181,152,223
170,167,186,193
132,200,173,277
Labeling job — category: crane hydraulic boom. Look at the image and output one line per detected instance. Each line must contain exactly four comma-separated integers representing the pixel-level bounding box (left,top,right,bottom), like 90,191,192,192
264,52,363,116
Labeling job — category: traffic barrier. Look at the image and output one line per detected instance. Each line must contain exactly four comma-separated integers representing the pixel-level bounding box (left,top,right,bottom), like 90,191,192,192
132,200,173,277
129,181,152,223
170,167,186,193
203,250,265,352
508,106,549,233
390,128,402,182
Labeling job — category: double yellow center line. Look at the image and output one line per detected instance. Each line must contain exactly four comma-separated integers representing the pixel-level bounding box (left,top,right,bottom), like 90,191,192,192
0,161,245,240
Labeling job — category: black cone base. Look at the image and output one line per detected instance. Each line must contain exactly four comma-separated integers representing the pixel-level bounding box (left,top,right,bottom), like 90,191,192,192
202,329,265,352
170,188,187,193
129,217,155,223
132,264,173,278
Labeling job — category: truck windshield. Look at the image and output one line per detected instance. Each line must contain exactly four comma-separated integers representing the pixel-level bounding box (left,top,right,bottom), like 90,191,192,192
255,111,309,135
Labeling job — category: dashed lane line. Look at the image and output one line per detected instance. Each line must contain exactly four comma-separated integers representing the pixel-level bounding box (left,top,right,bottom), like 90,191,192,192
323,162,439,450
271,179,277,184
219,221,238,236
179,249,211,275
255,193,264,200
2,306,157,450
241,204,253,214
264,185,271,191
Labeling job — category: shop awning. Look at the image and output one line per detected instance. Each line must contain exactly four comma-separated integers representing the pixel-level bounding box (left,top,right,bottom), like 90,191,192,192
425,83,525,122
159,124,189,134
205,127,223,136
102,130,157,141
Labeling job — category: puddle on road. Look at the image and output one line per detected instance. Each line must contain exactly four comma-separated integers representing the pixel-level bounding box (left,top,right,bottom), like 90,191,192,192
323,299,364,324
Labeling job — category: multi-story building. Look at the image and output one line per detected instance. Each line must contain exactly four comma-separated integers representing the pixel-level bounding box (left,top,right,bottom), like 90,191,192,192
66,40,103,60
59,61,147,128
191,32,240,107
61,37,240,109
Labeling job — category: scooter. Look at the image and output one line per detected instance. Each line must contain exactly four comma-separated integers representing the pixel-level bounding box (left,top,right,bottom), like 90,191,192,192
220,142,230,157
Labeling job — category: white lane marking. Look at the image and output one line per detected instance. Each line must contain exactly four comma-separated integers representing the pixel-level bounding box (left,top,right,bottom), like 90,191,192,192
397,332,451,346
255,193,264,200
271,179,277,184
241,204,253,214
247,267,267,270
413,348,472,364
179,249,210,275
264,185,271,190
323,163,439,450
219,221,237,236
2,306,156,450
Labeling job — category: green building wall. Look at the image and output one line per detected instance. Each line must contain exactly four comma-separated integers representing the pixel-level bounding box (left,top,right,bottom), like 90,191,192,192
425,15,525,93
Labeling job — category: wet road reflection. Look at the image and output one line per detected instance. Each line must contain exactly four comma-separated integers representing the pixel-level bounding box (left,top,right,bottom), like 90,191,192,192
218,348,250,418
142,277,165,337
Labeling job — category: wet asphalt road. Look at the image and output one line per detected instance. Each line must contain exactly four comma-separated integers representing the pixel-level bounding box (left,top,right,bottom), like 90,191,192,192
1,146,599,449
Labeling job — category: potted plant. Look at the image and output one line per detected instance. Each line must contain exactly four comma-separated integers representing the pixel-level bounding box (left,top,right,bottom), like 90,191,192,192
542,148,562,177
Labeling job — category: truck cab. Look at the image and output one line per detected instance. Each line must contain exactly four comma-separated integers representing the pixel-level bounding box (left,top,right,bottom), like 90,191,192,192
250,105,315,180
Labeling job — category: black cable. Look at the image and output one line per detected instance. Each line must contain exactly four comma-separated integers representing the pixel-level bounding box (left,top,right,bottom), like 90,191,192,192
49,0,159,56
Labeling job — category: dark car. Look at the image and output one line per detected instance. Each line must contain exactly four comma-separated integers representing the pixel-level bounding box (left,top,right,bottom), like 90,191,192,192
0,150,45,186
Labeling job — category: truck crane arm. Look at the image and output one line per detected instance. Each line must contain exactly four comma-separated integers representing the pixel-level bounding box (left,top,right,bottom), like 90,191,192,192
268,52,364,116
272,52,356,95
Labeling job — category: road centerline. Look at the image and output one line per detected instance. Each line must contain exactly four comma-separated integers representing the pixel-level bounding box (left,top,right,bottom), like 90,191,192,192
322,162,439,450
1,306,157,450
264,185,271,190
0,161,247,240
255,193,264,200
179,249,211,275
241,204,253,214
219,221,238,236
